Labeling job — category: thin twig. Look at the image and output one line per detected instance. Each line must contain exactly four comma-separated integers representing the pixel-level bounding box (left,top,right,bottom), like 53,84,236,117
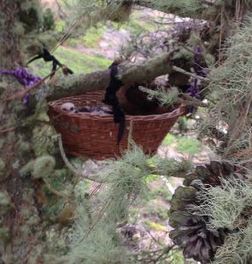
78,198,112,242
0,127,16,134
179,93,208,107
58,134,104,183
172,65,209,82
127,120,134,149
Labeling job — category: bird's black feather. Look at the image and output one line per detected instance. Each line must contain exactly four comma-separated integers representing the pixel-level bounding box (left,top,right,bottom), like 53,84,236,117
103,62,125,144
27,48,73,77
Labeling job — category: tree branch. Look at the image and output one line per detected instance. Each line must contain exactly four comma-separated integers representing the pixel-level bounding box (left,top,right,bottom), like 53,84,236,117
47,50,177,101
172,66,209,82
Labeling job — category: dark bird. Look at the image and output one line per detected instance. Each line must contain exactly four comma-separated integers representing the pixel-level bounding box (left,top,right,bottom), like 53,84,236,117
27,47,73,77
103,62,125,144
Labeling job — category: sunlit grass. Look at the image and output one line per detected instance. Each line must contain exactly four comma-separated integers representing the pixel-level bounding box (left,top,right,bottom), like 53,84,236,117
162,133,201,155
176,136,201,155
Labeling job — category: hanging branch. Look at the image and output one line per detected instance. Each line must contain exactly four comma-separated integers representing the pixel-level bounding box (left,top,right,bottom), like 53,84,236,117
47,50,178,101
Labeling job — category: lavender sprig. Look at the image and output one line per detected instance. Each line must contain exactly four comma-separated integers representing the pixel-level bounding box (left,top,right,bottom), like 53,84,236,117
0,67,41,87
0,67,42,104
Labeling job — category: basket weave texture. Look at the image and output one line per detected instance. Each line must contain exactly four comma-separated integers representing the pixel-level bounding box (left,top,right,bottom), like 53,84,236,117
48,91,185,160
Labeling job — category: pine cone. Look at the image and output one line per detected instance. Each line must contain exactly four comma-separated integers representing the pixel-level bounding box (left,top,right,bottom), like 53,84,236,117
169,185,227,263
170,213,225,263
169,161,237,263
184,160,236,187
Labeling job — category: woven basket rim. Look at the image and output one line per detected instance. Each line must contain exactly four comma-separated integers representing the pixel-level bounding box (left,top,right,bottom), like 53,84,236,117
48,92,186,121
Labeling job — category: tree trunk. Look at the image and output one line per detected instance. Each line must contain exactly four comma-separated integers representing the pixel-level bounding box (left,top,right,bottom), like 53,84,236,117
0,1,23,68
0,1,67,263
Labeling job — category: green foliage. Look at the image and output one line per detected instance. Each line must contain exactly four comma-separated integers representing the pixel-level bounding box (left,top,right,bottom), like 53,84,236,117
32,155,56,179
206,17,252,156
65,143,193,263
214,222,252,264
139,86,179,107
194,178,252,230
154,157,192,178
67,202,130,264
19,0,43,33
104,144,150,222
42,8,55,31
65,145,150,263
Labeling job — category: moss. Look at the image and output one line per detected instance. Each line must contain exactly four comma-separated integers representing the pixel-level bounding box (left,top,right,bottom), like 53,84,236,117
13,22,25,36
0,192,12,215
19,160,34,177
173,48,193,61
42,198,65,223
17,136,32,155
19,1,43,33
32,125,57,156
0,227,10,245
32,155,56,179
49,169,73,193
0,159,6,178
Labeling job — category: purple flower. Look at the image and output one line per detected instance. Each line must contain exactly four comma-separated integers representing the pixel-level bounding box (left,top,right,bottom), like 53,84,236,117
0,67,42,105
0,67,41,87
193,46,208,78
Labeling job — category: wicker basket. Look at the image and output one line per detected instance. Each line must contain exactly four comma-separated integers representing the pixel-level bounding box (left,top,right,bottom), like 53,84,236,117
48,91,186,160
